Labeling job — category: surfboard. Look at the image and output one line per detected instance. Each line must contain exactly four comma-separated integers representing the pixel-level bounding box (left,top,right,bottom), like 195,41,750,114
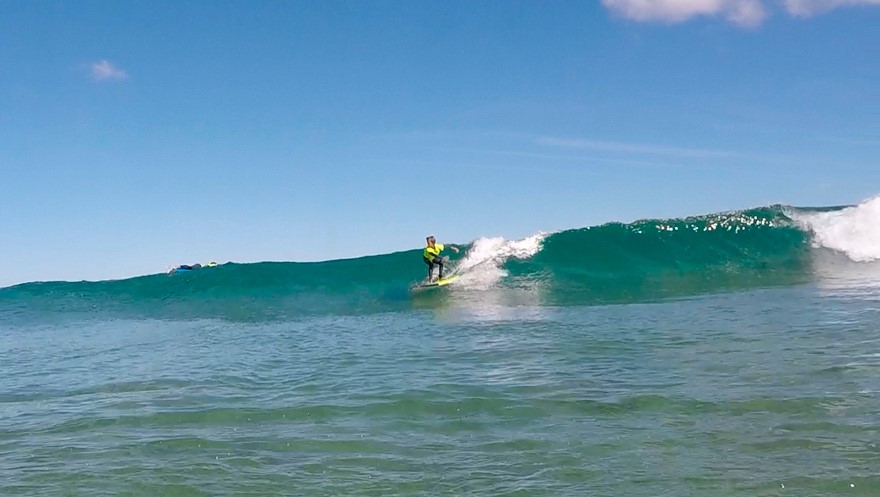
412,274,460,290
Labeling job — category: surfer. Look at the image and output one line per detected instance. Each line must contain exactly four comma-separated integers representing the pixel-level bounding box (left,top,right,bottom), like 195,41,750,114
423,236,459,282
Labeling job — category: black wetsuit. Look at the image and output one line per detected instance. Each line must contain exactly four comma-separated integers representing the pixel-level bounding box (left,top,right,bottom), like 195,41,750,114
424,256,444,280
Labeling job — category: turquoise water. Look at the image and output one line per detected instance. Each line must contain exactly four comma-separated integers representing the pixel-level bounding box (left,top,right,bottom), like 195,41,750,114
2,201,880,496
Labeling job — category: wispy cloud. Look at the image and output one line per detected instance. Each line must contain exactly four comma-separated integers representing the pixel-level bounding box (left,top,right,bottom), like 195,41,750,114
90,60,128,81
536,136,738,160
602,0,767,27
784,0,880,16
534,135,835,170
602,0,879,27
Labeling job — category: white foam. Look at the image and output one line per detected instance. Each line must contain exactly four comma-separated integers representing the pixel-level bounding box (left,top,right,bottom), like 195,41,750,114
450,233,547,290
792,195,880,262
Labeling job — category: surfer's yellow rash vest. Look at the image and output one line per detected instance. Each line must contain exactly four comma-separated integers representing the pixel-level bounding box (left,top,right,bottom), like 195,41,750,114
423,243,444,261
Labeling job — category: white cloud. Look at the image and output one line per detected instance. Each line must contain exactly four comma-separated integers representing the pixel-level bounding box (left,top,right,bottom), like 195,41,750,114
91,60,128,81
602,0,879,26
728,0,769,25
602,0,767,27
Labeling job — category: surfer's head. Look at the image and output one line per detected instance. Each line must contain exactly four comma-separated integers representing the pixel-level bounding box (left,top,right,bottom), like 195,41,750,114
426,235,436,246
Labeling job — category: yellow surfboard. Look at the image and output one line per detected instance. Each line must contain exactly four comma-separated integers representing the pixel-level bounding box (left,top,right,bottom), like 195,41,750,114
413,274,459,289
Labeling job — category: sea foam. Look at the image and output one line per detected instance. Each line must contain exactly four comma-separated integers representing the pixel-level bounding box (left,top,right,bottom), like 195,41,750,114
452,233,546,289
792,195,880,262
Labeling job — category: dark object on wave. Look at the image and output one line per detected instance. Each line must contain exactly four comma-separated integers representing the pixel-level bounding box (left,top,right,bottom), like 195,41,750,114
169,262,217,274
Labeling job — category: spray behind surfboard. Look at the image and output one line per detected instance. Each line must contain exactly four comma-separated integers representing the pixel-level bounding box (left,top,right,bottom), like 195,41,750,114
451,233,547,290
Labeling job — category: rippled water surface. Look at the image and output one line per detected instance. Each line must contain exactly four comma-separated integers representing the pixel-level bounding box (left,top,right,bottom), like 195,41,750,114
2,283,880,496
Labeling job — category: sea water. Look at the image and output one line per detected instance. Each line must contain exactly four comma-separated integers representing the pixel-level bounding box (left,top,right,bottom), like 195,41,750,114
2,198,880,496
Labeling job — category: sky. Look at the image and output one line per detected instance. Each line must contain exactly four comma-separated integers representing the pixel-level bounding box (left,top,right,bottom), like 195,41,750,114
1,0,878,287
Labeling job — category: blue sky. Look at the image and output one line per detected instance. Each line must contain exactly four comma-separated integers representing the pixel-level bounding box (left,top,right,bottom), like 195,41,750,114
2,0,878,287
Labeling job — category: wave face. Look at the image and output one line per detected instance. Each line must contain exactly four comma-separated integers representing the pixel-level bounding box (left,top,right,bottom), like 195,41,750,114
508,206,811,303
4,197,880,322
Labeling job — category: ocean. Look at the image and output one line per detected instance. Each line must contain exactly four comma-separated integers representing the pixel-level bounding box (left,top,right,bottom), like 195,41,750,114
2,198,880,496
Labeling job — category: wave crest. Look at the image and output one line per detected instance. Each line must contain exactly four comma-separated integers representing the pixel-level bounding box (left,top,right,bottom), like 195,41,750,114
791,196,880,262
